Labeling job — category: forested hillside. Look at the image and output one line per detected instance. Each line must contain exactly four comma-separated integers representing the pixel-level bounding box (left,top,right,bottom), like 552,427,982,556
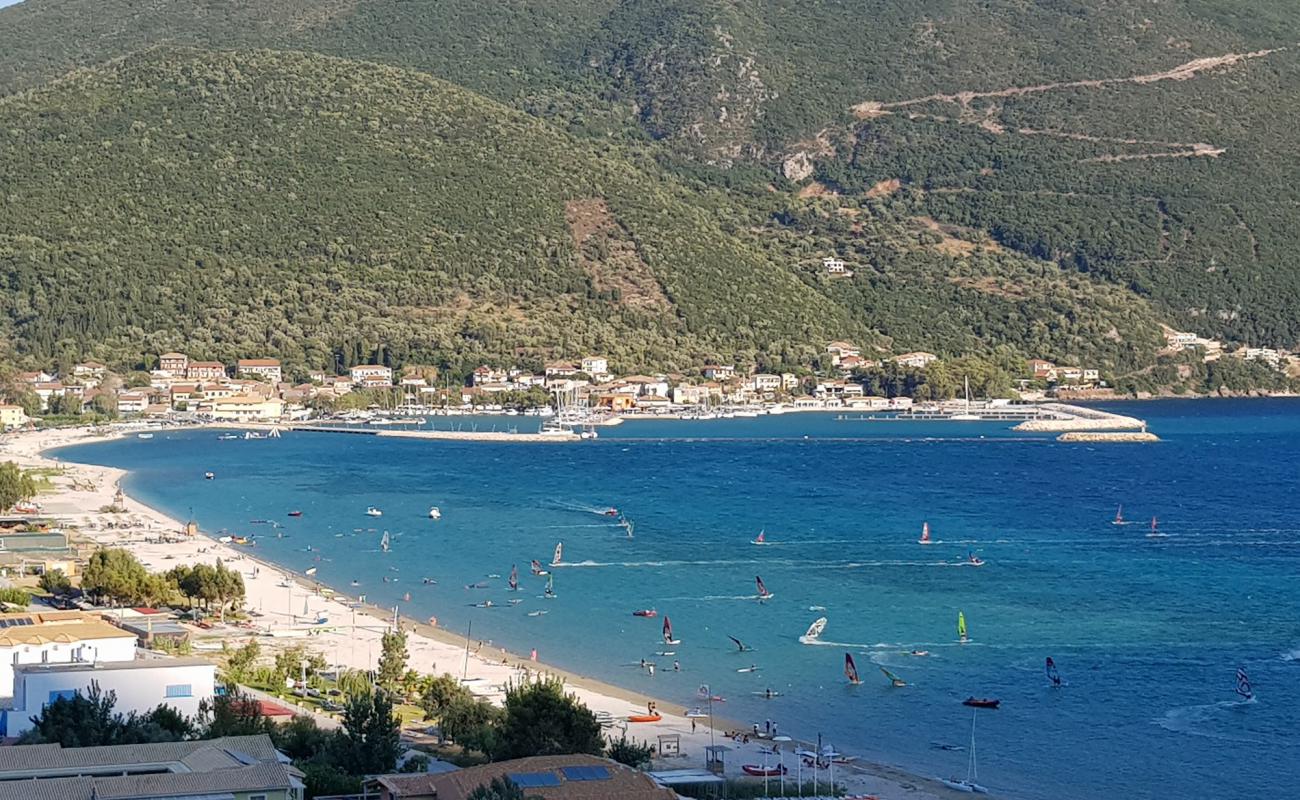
0,0,1297,374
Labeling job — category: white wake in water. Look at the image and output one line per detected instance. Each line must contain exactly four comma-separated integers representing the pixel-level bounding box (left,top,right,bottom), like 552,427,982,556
1156,698,1265,744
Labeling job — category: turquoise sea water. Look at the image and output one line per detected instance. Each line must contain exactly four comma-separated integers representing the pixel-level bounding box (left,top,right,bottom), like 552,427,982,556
54,400,1300,799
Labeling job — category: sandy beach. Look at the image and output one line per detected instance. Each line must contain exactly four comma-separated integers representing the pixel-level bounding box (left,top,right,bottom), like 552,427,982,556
0,423,967,800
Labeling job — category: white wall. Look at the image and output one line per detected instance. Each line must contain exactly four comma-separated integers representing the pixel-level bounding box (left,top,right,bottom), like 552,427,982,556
0,635,137,699
6,660,215,736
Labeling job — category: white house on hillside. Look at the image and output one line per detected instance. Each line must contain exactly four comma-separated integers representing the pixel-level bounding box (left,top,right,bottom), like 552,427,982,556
0,612,137,698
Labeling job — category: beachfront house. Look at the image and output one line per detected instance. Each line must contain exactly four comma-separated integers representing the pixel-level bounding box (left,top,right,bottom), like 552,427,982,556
752,373,781,393
0,405,28,430
204,395,285,421
236,358,283,382
3,656,216,737
0,612,138,700
0,734,301,800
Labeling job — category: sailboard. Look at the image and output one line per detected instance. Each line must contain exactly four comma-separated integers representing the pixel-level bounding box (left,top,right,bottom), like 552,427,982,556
663,616,680,645
756,575,773,600
919,521,932,545
958,611,969,643
799,617,828,644
728,635,752,652
1147,517,1166,538
380,531,390,553
508,564,519,591
1113,505,1126,525
1046,656,1061,688
551,542,563,567
880,666,907,687
1235,667,1253,700
845,652,862,685
543,573,556,598
752,530,767,545
530,559,549,576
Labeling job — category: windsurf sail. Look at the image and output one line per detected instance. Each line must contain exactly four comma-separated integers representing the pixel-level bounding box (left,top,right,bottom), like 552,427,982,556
1046,656,1061,687
958,611,968,642
753,530,766,544
801,617,828,643
1151,517,1158,534
508,564,518,591
663,616,675,644
530,559,546,575
551,542,563,566
880,666,906,687
919,521,932,544
1114,505,1124,524
1236,667,1253,700
844,652,861,684
380,531,390,552
756,576,772,598
545,574,555,595
728,635,749,652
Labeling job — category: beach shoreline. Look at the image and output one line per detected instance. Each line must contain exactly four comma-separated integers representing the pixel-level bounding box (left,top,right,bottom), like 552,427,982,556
0,423,969,800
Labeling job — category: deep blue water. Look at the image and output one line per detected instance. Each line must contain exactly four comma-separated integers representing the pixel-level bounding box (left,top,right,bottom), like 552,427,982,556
55,400,1300,799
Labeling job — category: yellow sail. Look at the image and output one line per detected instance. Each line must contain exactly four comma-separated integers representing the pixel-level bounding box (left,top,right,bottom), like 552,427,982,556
958,611,968,639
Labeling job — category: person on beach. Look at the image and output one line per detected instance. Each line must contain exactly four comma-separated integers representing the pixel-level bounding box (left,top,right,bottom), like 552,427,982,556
691,718,697,733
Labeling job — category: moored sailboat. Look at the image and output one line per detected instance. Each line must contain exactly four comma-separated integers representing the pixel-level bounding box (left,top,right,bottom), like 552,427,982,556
941,710,990,793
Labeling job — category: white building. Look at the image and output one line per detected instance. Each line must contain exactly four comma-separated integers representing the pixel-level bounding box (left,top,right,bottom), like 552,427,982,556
892,351,939,369
0,612,137,698
236,358,283,383
349,364,393,384
580,356,609,379
702,365,735,381
823,257,853,276
4,656,216,737
204,395,284,421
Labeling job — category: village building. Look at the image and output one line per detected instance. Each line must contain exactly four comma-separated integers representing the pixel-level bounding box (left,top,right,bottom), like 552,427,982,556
0,734,300,800
752,373,782,393
31,382,68,411
369,754,675,800
236,358,283,382
0,405,28,430
892,351,939,369
544,361,580,380
702,364,735,381
1164,330,1200,350
185,361,226,381
349,364,393,384
203,395,285,421
1027,359,1057,380
471,366,509,386
580,356,610,379
0,612,138,700
823,256,854,277
157,352,189,376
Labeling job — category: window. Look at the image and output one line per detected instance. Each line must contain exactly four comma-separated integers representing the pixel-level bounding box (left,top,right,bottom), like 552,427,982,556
164,684,192,698
48,689,76,703
248,795,267,800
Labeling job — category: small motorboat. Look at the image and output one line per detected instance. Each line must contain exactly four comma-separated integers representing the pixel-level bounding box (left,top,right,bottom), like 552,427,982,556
603,507,619,517
685,708,709,718
217,433,238,440
204,472,215,480
963,697,1000,709
137,432,154,439
429,507,442,519
627,713,662,723
288,510,303,517
632,609,658,618
365,506,383,517
742,764,787,777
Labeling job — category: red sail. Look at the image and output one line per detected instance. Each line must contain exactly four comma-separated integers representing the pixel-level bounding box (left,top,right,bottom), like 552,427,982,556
844,653,860,683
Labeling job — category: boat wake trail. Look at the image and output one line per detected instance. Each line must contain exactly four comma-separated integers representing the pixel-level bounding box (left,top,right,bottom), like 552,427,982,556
1156,699,1266,744
660,594,768,602
1281,646,1300,662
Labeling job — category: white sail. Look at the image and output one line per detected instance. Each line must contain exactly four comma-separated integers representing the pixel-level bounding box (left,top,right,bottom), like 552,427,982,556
800,617,828,643
551,542,563,566
380,531,390,552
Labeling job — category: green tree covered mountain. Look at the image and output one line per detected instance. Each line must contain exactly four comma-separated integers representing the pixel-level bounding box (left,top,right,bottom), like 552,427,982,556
0,0,1296,376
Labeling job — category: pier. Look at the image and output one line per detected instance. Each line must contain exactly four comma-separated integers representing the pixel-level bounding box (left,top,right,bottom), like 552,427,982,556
248,424,579,442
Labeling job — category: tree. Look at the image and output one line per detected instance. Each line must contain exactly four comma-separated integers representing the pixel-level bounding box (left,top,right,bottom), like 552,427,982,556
273,714,329,761
376,628,408,692
439,695,501,757
224,639,261,683
20,682,193,746
492,678,603,761
606,734,654,769
418,673,473,722
332,688,401,776
0,461,37,512
38,568,72,596
82,547,153,605
197,685,275,738
300,762,362,799
467,777,527,800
